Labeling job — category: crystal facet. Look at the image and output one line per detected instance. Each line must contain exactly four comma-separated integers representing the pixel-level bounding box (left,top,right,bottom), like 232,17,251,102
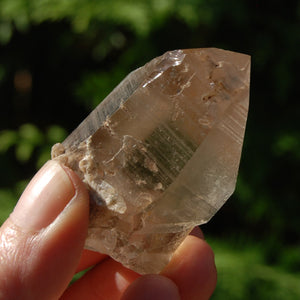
52,48,250,274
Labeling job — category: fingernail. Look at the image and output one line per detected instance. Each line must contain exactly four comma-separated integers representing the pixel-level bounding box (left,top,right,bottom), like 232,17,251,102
11,160,75,231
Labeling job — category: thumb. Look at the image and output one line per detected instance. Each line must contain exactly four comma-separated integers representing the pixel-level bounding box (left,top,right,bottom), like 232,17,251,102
0,160,89,300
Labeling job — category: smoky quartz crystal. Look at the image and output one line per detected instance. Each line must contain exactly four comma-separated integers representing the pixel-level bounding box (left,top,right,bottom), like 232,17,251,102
52,48,250,274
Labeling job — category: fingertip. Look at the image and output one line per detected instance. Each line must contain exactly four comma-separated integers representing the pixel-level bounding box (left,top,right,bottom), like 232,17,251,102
62,259,140,300
10,160,76,231
0,161,90,300
162,236,217,300
121,275,180,300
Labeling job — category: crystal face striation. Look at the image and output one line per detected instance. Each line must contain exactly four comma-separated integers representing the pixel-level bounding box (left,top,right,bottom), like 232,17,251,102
52,48,250,274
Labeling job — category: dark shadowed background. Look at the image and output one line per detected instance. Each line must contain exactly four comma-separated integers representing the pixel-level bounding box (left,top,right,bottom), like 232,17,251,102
0,0,299,298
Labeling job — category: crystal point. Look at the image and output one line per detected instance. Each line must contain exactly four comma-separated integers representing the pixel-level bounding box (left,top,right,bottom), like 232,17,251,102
52,48,250,274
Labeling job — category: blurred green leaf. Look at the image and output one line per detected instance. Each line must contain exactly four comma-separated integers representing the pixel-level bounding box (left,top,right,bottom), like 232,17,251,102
273,133,300,158
278,246,300,272
0,189,16,224
36,146,51,169
0,130,18,153
15,141,34,162
0,21,12,44
19,124,43,146
46,125,67,144
211,239,300,300
14,179,29,199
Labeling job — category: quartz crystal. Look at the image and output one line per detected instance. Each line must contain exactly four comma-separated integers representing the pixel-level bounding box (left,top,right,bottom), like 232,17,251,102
52,48,250,274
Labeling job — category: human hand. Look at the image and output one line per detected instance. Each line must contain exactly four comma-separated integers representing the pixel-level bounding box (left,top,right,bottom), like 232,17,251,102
0,160,217,300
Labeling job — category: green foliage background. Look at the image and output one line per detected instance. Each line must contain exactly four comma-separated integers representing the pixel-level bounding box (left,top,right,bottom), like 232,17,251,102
0,0,299,298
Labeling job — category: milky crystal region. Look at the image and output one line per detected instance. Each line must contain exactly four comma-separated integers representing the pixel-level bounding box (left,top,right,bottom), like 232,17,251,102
52,48,250,274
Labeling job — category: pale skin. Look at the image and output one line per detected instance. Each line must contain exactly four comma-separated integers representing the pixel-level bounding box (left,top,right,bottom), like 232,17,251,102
0,160,217,300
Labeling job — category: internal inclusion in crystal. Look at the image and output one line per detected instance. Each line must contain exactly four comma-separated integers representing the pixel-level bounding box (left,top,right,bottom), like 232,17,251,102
52,48,250,274
125,122,197,190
